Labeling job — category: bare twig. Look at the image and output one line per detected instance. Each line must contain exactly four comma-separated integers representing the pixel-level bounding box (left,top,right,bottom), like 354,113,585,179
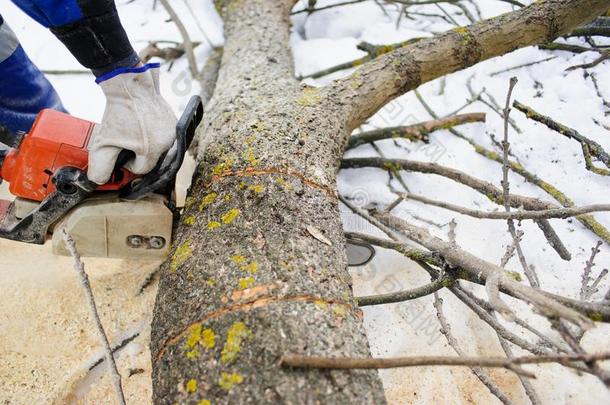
298,57,369,80
587,72,610,114
349,232,585,362
342,158,554,210
588,269,609,300
556,321,610,387
449,285,549,356
373,211,593,328
357,276,453,306
182,0,215,48
413,91,610,243
500,230,522,267
443,87,483,116
463,80,521,133
159,0,199,79
339,196,406,242
398,192,610,220
500,77,540,288
88,329,142,371
347,113,485,149
514,100,610,176
383,196,403,213
349,194,592,329
298,37,423,80
489,56,557,77
292,0,366,15
62,231,126,405
539,43,596,54
342,231,610,323
580,241,604,300
280,351,610,370
492,312,543,405
433,293,515,404
566,50,610,71
292,0,468,15
534,219,572,261
496,0,525,7
455,286,569,355
371,141,411,193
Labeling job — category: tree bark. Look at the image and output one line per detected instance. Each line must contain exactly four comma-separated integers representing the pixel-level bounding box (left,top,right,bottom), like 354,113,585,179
151,0,610,403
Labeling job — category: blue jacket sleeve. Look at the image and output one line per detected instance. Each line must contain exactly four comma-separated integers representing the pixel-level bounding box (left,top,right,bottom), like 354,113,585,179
0,15,65,133
10,0,139,76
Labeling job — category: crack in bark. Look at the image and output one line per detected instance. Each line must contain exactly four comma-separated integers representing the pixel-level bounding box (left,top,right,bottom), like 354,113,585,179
204,167,338,197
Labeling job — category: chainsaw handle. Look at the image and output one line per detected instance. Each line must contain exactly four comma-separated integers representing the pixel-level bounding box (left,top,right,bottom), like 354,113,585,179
120,95,204,200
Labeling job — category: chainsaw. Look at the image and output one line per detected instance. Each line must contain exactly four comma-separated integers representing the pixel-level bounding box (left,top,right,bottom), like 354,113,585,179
0,95,376,265
0,95,203,259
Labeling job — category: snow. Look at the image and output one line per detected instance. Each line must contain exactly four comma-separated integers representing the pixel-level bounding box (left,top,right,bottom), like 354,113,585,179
1,0,609,403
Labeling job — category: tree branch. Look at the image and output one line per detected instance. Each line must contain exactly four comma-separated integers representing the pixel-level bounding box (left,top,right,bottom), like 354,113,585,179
280,351,610,370
414,88,610,246
433,293,515,404
396,192,610,220
347,231,602,376
500,77,540,287
514,100,610,176
342,216,610,323
326,0,610,130
534,219,572,262
159,0,199,79
346,113,485,149
357,276,453,306
568,16,610,37
342,157,555,210
373,211,593,328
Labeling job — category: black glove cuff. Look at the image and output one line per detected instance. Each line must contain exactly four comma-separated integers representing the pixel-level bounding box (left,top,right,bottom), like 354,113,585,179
50,7,139,76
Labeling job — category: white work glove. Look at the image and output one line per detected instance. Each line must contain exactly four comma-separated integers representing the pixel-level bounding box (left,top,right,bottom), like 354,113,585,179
87,65,177,185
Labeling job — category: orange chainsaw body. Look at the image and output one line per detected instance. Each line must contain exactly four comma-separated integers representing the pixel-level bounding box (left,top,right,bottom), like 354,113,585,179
0,109,135,202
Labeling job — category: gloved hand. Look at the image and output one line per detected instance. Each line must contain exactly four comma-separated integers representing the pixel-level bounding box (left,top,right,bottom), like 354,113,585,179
87,64,177,185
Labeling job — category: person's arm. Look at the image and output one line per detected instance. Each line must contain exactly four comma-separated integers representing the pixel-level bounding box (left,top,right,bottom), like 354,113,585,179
11,0,139,75
0,15,65,134
10,0,178,184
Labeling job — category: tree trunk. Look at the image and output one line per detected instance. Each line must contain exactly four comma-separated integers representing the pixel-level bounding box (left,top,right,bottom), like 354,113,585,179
151,1,385,403
151,0,610,403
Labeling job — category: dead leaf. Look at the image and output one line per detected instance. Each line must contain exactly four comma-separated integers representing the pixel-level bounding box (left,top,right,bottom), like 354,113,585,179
306,226,332,246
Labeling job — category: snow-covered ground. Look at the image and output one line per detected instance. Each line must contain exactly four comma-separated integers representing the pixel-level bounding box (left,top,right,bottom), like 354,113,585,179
1,0,609,403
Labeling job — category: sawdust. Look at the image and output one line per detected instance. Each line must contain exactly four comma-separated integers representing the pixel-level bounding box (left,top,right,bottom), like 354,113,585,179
0,183,159,404
0,238,160,404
